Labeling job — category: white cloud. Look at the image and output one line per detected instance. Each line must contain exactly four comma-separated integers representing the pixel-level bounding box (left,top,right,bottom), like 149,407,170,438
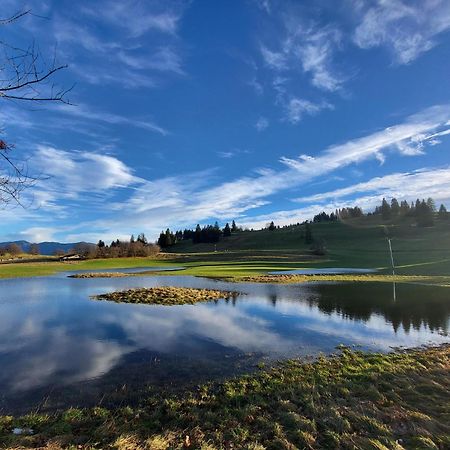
3,105,449,242
255,117,269,131
261,22,344,92
294,167,450,204
31,146,140,204
353,0,450,64
285,98,333,123
288,25,344,92
116,47,184,75
260,46,287,70
50,1,186,90
82,1,183,37
18,227,56,243
54,103,168,135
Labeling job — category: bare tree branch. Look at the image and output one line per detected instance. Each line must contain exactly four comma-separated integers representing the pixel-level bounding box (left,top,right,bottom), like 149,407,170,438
0,9,71,205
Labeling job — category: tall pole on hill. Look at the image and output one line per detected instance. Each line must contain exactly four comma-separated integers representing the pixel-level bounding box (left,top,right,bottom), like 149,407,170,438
383,226,396,302
387,238,395,276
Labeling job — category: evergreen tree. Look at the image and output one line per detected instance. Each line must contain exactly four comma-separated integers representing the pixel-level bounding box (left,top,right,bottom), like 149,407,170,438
416,200,434,227
438,204,448,220
223,223,231,237
158,232,167,248
97,240,105,248
415,199,421,214
304,222,313,244
231,220,238,233
268,221,276,231
426,197,436,212
137,233,147,244
165,229,173,246
381,198,391,220
130,234,135,243
400,200,410,215
193,224,202,244
390,198,400,216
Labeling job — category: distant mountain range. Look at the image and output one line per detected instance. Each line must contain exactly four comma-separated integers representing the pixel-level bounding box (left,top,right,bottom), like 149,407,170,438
0,240,93,255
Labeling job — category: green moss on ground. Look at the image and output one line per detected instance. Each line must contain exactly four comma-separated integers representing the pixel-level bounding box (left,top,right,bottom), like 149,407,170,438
1,346,449,449
92,286,240,305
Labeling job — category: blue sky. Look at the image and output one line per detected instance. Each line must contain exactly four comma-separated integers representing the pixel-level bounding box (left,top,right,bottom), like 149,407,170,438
1,0,450,243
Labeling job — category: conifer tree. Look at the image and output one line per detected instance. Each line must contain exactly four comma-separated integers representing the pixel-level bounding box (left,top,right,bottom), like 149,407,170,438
426,197,436,212
417,200,434,227
193,224,202,244
304,222,313,244
390,198,400,216
381,198,391,220
438,204,448,220
223,223,231,237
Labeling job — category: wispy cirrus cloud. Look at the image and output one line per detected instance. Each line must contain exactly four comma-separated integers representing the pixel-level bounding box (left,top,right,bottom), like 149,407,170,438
352,0,450,64
261,23,344,92
81,0,183,37
284,98,333,124
45,106,450,239
54,103,168,135
294,167,450,204
3,105,449,243
257,6,344,124
50,0,187,89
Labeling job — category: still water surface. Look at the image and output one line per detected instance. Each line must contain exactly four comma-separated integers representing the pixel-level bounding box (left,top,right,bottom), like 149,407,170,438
0,272,448,413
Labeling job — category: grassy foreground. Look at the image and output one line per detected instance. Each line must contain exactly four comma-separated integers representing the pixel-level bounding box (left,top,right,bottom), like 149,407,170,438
1,345,448,449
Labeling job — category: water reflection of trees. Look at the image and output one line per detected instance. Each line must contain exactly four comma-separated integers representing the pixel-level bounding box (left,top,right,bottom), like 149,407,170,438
306,283,449,334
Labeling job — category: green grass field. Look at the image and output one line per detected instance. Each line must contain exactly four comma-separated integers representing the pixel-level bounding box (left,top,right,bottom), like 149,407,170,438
0,257,177,279
169,217,450,277
1,217,449,280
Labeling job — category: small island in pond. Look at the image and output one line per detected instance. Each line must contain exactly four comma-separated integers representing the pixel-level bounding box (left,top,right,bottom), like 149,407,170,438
92,286,240,306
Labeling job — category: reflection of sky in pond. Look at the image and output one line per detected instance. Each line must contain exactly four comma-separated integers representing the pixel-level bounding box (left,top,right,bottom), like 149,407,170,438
0,274,448,413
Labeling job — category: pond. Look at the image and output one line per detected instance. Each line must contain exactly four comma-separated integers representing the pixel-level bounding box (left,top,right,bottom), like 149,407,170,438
0,273,448,414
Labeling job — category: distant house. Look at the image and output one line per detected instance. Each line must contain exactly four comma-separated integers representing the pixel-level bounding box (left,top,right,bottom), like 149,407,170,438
59,253,84,261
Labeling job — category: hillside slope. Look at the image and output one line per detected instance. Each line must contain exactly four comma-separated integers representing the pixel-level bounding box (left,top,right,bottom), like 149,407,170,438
169,218,450,275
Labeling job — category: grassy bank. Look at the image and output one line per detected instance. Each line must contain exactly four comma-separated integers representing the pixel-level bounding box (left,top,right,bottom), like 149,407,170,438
0,257,177,279
1,345,448,449
236,273,450,286
92,287,240,305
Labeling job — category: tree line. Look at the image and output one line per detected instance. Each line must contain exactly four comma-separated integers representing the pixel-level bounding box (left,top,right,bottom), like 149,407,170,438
372,197,446,227
158,220,241,248
92,234,159,258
